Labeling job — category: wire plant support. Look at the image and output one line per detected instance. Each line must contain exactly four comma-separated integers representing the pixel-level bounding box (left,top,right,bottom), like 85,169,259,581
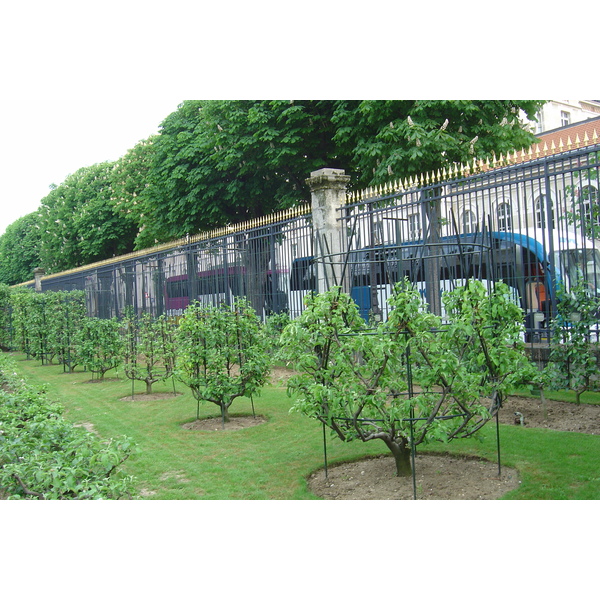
309,219,507,500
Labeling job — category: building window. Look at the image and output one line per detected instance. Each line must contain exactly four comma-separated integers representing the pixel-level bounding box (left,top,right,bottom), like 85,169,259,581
561,110,571,127
462,209,476,234
497,202,512,232
407,213,421,241
535,194,554,229
535,110,545,134
581,185,599,225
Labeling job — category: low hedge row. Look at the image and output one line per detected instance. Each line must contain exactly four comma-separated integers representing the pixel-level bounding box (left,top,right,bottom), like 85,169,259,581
0,354,137,500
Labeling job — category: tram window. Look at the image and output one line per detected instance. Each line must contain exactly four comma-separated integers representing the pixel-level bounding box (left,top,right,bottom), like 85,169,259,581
290,258,315,291
166,279,189,298
229,272,246,297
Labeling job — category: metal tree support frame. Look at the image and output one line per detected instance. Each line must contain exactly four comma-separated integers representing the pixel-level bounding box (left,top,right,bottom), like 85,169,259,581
310,220,505,500
313,301,505,500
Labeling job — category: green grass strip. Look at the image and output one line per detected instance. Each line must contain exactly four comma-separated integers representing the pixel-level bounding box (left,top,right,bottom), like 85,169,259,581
7,352,600,500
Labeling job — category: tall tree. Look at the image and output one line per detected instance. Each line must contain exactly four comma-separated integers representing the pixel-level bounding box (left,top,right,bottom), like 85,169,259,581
136,100,543,245
138,100,341,244
38,163,137,272
0,212,42,285
109,135,159,249
332,100,544,186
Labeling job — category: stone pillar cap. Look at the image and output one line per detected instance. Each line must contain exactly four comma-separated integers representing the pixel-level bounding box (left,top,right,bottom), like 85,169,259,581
308,167,347,178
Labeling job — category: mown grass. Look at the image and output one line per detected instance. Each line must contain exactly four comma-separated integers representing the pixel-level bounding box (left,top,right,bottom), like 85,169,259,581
7,351,600,500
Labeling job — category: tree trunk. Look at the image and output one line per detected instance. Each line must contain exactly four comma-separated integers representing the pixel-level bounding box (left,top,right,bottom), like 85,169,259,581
221,403,230,423
146,380,153,394
383,437,412,477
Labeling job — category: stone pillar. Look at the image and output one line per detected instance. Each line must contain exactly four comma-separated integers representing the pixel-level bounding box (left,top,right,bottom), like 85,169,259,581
306,168,350,294
33,267,45,292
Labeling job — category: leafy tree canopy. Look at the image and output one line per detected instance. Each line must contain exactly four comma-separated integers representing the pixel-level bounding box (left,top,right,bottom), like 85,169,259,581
137,100,342,245
136,100,544,245
37,162,138,272
332,100,544,186
0,212,42,285
0,100,546,273
109,135,159,249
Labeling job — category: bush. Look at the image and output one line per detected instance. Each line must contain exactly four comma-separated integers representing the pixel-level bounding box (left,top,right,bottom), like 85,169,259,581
0,354,137,499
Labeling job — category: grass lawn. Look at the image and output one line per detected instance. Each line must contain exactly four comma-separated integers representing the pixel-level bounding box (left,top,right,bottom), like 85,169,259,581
7,351,600,500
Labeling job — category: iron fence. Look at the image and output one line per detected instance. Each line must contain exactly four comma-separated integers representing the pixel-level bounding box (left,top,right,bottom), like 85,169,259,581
27,143,600,342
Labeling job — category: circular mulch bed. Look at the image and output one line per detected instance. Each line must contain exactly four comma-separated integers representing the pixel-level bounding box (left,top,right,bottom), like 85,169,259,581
182,415,268,431
119,392,182,401
307,396,599,500
308,453,520,500
498,395,600,435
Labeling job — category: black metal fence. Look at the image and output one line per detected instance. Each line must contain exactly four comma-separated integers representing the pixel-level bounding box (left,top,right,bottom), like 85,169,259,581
28,143,600,340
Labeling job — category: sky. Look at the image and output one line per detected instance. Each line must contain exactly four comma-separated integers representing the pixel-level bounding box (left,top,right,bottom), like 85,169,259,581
0,95,182,235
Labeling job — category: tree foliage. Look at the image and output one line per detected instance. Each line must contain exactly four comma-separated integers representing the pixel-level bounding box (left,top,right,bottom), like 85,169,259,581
122,309,176,394
332,100,544,186
137,100,341,244
544,280,600,403
280,280,536,477
76,317,124,380
175,298,270,421
0,354,136,499
37,163,137,272
109,136,159,249
0,100,545,275
0,212,42,285
133,100,544,246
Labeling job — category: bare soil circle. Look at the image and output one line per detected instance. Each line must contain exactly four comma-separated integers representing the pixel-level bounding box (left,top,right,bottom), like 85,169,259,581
497,394,600,435
307,395,600,500
119,392,182,401
308,453,520,500
182,415,267,431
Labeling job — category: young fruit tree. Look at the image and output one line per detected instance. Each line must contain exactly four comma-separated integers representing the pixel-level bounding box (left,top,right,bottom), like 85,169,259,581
76,317,124,380
544,280,600,404
280,280,536,477
175,298,271,422
122,309,176,394
43,290,87,370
